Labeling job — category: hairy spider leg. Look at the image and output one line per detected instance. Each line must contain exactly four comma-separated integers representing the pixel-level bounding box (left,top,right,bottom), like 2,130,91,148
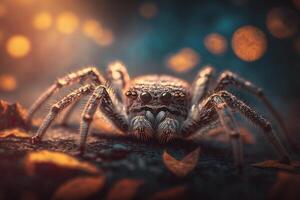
107,61,130,103
80,85,129,153
26,67,106,123
213,70,291,152
32,84,95,143
212,94,244,170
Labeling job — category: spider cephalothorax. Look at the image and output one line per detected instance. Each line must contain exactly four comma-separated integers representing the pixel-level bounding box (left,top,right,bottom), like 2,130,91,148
27,61,291,169
125,75,191,142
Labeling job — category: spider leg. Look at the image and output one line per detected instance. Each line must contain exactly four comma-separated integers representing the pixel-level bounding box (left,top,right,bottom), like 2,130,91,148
32,84,95,143
58,100,81,126
213,70,289,147
218,90,290,163
212,95,244,170
190,65,215,108
182,91,290,164
107,61,130,103
27,67,106,122
79,85,129,153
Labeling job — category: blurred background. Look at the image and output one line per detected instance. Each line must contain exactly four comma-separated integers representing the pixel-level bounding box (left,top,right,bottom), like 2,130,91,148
0,0,299,147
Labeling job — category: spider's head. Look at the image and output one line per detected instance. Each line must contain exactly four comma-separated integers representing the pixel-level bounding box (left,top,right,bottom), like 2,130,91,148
124,75,191,143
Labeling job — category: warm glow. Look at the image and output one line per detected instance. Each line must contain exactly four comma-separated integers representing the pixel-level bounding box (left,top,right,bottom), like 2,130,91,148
6,35,31,58
232,25,267,62
266,7,298,39
56,12,79,34
82,19,103,38
0,3,7,17
82,19,114,46
0,74,17,91
139,2,158,19
167,48,200,73
33,11,52,31
94,29,114,46
204,33,227,55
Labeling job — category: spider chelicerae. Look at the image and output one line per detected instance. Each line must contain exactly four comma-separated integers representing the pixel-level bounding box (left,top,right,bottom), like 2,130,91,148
27,62,290,168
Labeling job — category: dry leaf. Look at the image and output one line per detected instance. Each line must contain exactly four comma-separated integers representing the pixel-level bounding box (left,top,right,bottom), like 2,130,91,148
52,176,105,200
150,185,187,200
0,100,29,130
105,178,144,200
252,160,295,171
0,128,29,138
24,150,99,176
163,147,200,177
269,172,300,200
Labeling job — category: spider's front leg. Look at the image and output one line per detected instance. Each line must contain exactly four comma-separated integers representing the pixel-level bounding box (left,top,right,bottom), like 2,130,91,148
79,85,128,153
182,94,244,169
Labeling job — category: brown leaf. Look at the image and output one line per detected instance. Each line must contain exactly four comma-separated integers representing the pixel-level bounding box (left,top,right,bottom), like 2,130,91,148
24,150,99,176
252,160,295,171
52,176,105,200
105,178,144,200
0,100,29,130
269,172,300,200
163,147,200,177
0,128,29,138
150,185,187,200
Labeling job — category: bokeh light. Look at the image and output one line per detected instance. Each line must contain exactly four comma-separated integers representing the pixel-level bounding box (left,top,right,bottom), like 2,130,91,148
82,19,103,38
0,3,7,18
232,25,267,62
82,19,114,46
6,35,31,58
266,7,298,39
33,11,52,31
138,2,158,19
204,33,227,55
0,74,17,92
166,48,200,73
56,12,79,34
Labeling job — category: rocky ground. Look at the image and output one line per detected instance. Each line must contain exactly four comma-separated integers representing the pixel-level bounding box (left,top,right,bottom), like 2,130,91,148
0,100,299,200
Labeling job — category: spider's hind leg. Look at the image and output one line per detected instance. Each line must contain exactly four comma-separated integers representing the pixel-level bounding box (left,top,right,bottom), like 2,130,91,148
213,70,289,148
27,67,106,123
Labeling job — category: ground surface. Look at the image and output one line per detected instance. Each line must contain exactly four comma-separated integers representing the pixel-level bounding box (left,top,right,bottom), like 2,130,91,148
0,100,299,200
0,125,296,200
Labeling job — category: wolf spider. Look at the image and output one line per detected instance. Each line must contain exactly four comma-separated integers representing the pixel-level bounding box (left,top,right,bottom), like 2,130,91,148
27,62,290,168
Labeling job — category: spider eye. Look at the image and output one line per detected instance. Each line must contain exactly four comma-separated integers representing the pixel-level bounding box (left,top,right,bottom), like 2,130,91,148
140,92,152,103
160,92,172,104
125,90,137,99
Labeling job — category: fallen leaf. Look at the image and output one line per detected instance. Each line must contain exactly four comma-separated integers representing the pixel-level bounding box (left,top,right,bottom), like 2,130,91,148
24,150,99,176
0,128,29,138
0,100,29,130
252,160,295,171
105,178,144,200
150,185,187,200
269,172,300,200
163,147,200,177
52,176,105,200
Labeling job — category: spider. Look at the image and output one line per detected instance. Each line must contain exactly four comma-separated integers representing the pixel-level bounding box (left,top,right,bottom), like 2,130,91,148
27,62,290,168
